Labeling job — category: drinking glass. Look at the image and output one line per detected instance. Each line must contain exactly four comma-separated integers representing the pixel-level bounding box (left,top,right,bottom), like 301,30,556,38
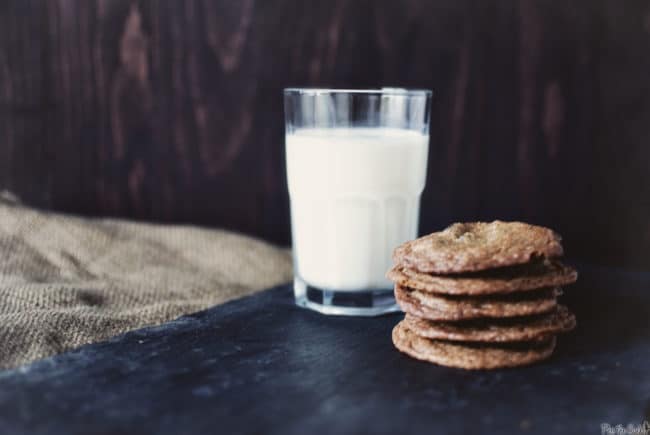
284,88,431,316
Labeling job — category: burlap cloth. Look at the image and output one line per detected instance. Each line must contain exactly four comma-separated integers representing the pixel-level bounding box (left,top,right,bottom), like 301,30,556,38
0,192,292,369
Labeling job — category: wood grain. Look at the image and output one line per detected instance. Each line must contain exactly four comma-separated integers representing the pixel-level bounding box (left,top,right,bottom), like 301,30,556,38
0,0,648,268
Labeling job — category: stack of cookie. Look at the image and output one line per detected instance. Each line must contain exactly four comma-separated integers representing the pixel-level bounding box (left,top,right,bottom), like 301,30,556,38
388,221,577,370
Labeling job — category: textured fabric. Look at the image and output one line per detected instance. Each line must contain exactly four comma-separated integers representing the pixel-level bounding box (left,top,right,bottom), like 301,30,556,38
0,192,292,369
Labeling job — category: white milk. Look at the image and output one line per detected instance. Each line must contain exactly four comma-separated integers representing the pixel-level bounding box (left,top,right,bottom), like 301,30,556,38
286,128,428,291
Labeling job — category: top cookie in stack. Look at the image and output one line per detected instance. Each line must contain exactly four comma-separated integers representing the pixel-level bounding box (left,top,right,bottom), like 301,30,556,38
388,221,578,370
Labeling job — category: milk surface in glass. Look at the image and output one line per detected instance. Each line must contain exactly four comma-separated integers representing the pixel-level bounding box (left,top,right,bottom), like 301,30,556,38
286,127,428,291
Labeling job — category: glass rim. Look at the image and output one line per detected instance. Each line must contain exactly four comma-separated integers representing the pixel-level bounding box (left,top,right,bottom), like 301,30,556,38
283,87,432,97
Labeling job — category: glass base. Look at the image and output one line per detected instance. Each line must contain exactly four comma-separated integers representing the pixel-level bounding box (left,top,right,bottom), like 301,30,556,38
293,277,399,316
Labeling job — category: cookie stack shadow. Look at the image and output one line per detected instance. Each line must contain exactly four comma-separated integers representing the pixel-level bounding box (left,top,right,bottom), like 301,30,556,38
388,221,578,370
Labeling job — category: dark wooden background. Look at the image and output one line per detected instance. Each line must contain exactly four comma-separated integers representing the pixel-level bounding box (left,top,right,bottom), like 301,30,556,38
1,0,649,268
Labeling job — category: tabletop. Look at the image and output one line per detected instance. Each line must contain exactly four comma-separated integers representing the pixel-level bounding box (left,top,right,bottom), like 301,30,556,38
0,263,648,435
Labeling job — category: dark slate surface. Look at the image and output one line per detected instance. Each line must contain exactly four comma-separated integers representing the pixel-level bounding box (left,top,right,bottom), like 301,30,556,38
0,264,648,435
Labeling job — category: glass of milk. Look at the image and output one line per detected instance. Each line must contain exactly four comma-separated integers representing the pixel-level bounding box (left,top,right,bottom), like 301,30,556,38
284,88,431,316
